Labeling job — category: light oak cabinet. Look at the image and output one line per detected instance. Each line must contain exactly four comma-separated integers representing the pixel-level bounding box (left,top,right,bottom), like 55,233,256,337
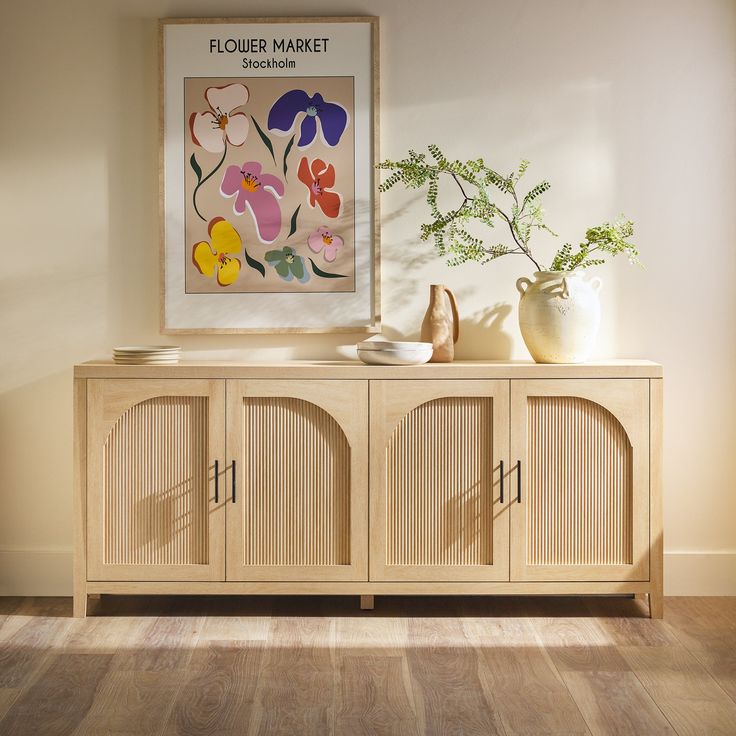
74,361,662,618
509,379,651,583
225,379,367,582
82,377,365,591
85,379,225,583
370,379,509,582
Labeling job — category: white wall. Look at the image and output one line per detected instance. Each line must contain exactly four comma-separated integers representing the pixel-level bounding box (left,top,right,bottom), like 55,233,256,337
1,0,735,595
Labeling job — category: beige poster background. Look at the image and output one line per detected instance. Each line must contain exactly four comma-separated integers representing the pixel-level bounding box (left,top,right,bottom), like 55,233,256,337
184,76,355,293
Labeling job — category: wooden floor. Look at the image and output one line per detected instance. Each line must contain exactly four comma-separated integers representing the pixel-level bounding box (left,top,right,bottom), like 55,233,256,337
0,596,734,735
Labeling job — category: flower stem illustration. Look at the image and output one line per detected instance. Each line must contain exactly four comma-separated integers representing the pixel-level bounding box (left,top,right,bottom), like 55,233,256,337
191,142,228,221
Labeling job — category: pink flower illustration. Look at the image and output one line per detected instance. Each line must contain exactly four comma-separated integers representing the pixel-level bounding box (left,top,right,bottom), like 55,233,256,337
220,161,285,244
189,84,249,154
307,227,343,262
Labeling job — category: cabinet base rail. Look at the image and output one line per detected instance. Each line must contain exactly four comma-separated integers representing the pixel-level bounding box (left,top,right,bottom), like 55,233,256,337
75,580,662,618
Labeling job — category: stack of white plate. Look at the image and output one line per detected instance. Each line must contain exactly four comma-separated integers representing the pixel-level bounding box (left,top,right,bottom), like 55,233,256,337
113,346,181,365
357,339,433,366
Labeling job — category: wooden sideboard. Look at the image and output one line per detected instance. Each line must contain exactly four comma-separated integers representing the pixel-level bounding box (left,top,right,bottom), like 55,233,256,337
73,360,663,617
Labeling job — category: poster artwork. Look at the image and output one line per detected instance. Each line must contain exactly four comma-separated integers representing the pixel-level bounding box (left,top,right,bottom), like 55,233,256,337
186,76,355,294
161,18,378,332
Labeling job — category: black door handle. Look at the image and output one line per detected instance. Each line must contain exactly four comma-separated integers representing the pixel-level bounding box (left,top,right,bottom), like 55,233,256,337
214,460,219,503
499,460,504,504
516,460,522,503
232,460,236,503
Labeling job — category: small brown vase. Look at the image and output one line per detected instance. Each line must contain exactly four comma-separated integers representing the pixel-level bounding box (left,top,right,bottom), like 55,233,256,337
420,284,459,362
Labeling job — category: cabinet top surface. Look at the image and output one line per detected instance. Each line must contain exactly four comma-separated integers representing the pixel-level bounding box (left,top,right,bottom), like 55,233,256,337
74,359,662,379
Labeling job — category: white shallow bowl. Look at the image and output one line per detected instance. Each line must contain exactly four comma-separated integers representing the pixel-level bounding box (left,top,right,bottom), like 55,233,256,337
113,345,181,353
357,342,433,366
113,360,180,366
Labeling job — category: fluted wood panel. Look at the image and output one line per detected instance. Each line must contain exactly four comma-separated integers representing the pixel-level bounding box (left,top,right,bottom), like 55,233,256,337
103,397,209,566
527,396,633,566
242,398,351,566
386,398,493,566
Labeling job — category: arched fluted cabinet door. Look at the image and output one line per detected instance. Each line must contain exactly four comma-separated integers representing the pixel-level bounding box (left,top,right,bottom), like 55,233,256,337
510,379,650,582
225,379,368,581
86,379,226,582
369,380,510,582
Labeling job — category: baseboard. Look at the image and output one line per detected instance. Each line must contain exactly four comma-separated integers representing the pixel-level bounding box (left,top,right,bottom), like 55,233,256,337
0,549,734,597
0,547,73,596
663,552,736,596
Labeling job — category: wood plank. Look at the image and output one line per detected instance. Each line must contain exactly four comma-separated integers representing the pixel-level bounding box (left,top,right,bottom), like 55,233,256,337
665,597,736,703
530,604,630,673
334,603,409,655
333,610,416,734
463,605,590,736
0,616,71,688
162,641,264,736
0,652,112,736
562,670,675,735
73,614,203,736
74,669,185,736
406,615,504,735
528,600,678,734
585,597,677,647
62,614,144,655
336,655,419,736
197,605,272,643
114,616,203,672
620,644,736,735
249,611,335,735
0,689,20,722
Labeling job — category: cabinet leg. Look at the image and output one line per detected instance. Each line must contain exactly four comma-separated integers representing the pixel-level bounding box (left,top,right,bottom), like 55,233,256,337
649,588,664,619
360,595,374,611
634,593,647,602
73,591,88,618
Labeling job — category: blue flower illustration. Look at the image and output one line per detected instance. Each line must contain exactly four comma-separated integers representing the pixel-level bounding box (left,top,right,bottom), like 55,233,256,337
265,246,310,283
267,90,349,148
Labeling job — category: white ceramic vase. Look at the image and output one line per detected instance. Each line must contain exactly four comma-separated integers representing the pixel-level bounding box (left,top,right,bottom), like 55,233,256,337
516,270,602,363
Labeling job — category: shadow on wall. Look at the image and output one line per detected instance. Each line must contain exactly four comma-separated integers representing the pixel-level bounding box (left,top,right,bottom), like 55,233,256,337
456,304,513,360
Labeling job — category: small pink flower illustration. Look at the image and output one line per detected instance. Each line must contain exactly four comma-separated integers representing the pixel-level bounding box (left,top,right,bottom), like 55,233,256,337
220,161,285,244
189,84,249,154
307,227,343,262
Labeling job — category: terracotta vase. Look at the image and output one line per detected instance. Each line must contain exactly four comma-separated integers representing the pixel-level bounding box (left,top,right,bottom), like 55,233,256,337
420,284,459,362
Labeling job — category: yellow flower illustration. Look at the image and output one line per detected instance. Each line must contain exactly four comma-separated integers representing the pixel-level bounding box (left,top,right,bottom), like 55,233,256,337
192,217,242,286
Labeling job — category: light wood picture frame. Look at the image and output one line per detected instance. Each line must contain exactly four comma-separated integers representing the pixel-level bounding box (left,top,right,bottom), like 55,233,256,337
159,17,380,333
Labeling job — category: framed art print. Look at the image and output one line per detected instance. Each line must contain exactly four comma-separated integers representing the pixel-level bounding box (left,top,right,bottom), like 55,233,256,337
160,17,380,332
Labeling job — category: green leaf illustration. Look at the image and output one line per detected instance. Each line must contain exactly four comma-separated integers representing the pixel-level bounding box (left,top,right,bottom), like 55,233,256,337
309,258,347,279
244,250,265,277
251,116,276,164
283,134,295,178
287,204,301,238
190,153,202,183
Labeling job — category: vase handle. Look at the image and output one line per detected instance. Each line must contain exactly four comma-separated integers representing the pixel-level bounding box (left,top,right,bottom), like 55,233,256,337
516,277,532,295
561,277,570,299
445,287,460,344
590,276,603,293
